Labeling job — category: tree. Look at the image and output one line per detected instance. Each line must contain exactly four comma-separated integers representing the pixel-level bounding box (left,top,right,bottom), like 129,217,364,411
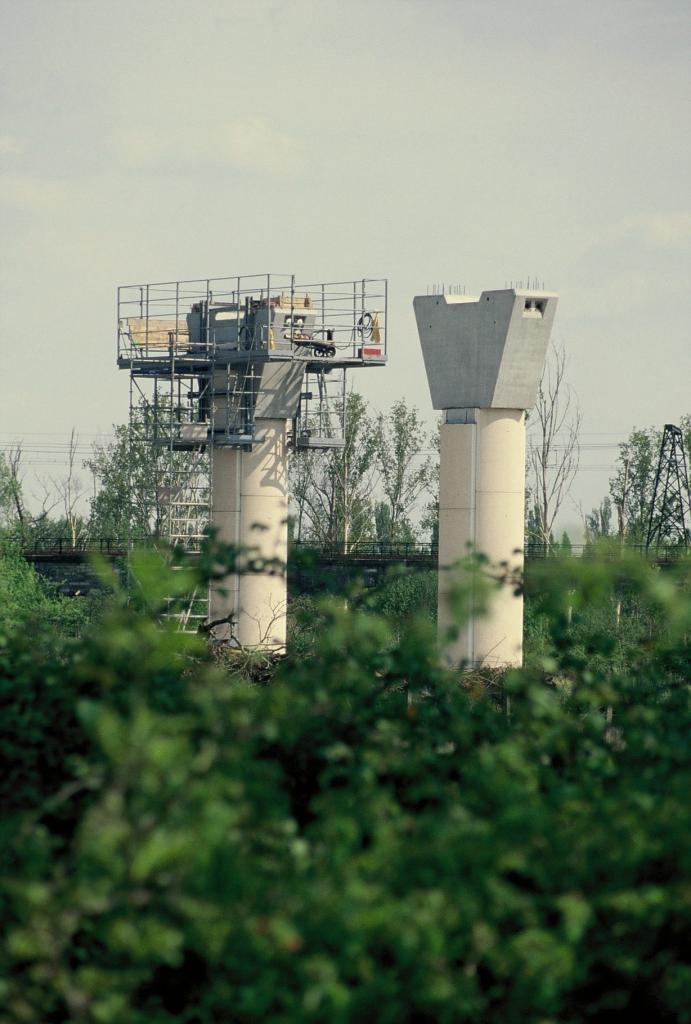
525,492,544,552
290,397,438,551
376,399,436,545
584,495,613,543
289,445,320,545
419,417,441,548
374,501,417,547
85,404,173,540
0,452,20,530
289,392,379,551
609,427,659,544
0,544,54,623
558,529,573,555
528,343,581,549
610,416,691,545
0,445,60,546
373,500,392,546
52,429,89,550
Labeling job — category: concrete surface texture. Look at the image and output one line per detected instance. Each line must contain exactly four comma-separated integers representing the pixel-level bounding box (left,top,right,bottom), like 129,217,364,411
438,411,525,667
414,289,557,411
210,419,288,650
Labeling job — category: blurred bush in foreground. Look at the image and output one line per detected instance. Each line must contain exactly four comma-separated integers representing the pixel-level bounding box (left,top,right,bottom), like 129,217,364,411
0,547,689,1023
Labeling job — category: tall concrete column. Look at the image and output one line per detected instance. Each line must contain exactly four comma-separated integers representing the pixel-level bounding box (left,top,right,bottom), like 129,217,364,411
210,419,288,650
210,446,241,636
414,289,558,669
439,409,525,667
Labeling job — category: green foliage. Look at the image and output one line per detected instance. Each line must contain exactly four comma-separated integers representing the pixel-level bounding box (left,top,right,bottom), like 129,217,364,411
608,417,690,545
0,618,92,825
0,548,689,1022
557,530,573,555
524,549,690,683
0,544,100,636
290,392,379,548
363,568,437,629
525,493,542,550
375,399,436,544
610,427,661,544
585,495,613,543
85,402,195,541
0,546,108,837
290,396,439,548
0,545,53,624
0,454,20,529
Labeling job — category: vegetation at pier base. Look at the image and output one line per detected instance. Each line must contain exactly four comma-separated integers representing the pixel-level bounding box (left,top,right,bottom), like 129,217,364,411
0,548,690,1023
0,542,104,639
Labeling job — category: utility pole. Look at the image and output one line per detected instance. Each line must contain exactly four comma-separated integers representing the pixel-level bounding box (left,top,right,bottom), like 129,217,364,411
617,457,630,547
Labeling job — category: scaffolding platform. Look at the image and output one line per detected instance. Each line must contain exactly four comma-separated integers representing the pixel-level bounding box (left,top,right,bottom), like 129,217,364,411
118,274,387,367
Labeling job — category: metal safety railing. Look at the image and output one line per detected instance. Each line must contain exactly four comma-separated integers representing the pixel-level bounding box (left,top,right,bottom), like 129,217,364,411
117,274,388,364
22,538,688,562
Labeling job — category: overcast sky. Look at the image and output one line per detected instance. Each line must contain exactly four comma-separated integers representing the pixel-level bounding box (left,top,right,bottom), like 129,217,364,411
1,0,689,531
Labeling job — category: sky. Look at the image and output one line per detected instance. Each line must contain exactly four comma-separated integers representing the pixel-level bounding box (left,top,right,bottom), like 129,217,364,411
1,0,689,534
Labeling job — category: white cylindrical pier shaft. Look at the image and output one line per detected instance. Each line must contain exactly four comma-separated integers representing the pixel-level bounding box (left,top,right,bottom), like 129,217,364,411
438,409,525,668
210,419,288,650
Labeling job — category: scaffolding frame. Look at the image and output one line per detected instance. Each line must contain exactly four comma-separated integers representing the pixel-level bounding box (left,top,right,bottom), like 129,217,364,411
292,365,348,450
119,273,388,629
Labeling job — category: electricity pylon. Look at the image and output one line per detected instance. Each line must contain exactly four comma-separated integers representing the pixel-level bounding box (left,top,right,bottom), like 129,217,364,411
645,424,691,552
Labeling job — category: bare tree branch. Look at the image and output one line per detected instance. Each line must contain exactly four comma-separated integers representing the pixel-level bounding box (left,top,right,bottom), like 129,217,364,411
52,428,88,549
528,343,581,548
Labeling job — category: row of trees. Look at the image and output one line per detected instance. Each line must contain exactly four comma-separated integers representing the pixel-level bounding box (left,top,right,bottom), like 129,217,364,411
290,395,436,550
526,347,690,550
293,357,689,552
584,417,691,546
2,353,688,553
0,414,185,550
0,396,439,553
0,431,92,549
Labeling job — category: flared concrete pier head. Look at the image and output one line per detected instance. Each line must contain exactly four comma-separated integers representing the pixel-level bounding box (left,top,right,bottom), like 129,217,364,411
414,288,558,668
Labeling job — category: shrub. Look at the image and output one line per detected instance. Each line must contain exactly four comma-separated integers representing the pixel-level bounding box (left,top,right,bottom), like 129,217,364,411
0,550,689,1022
362,567,437,628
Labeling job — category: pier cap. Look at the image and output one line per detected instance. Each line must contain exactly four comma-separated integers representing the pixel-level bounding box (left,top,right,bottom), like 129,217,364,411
413,288,558,411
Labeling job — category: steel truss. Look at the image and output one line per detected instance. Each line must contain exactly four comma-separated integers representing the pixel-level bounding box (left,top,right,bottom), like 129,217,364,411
646,423,691,552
